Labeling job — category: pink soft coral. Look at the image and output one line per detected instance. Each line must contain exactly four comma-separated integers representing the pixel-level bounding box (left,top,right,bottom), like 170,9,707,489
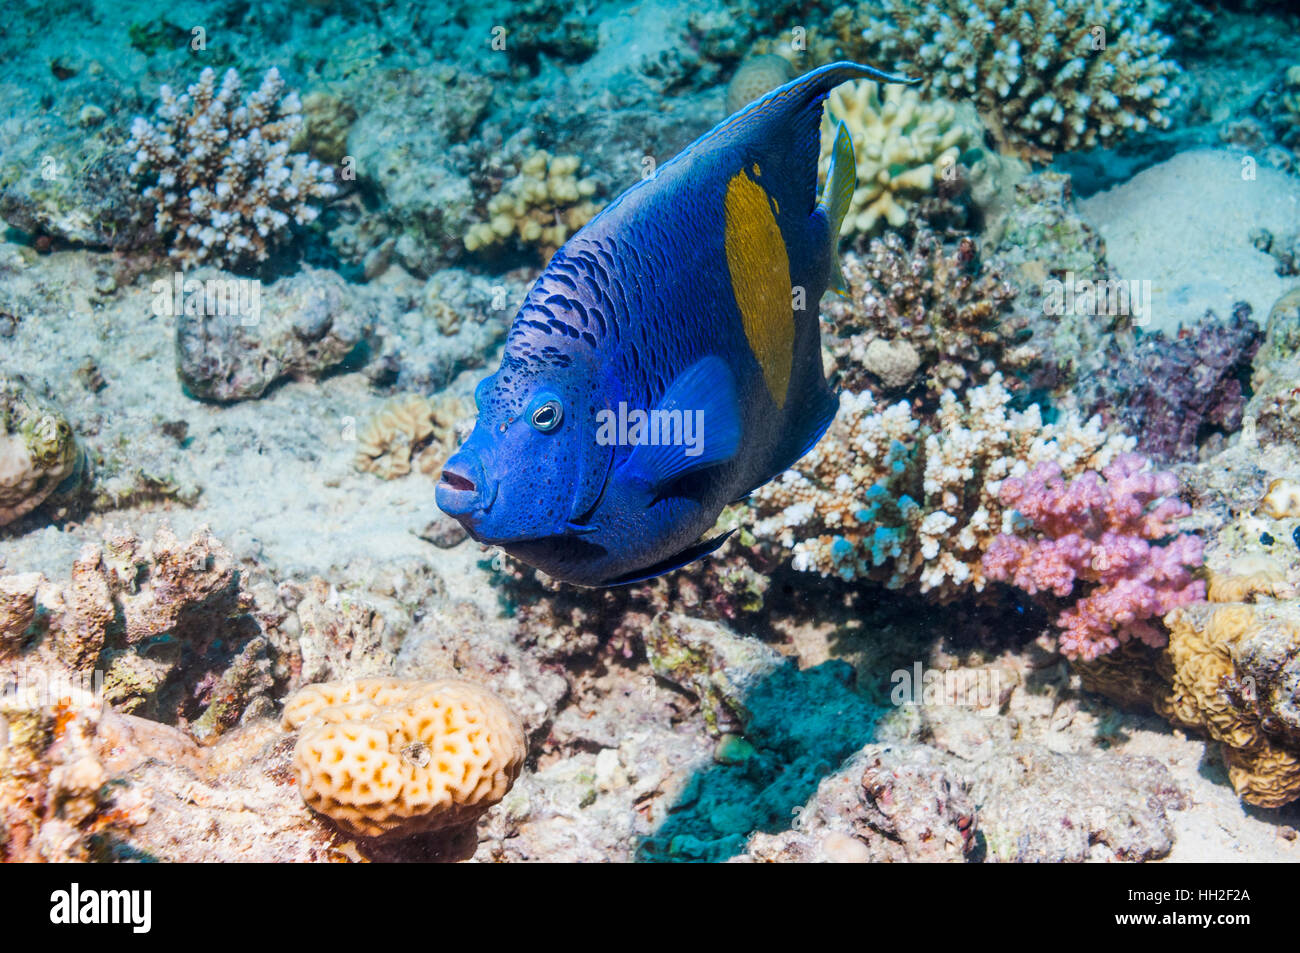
982,453,1205,661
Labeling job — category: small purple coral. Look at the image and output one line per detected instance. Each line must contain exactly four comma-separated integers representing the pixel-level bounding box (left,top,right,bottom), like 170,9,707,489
1079,307,1260,463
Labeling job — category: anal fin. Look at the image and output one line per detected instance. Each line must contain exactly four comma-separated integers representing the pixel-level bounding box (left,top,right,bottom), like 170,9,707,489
601,531,735,587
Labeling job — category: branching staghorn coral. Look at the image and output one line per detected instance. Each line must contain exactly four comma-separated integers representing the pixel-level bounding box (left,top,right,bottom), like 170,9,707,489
750,374,1134,600
981,454,1206,661
818,80,976,235
464,151,602,260
129,67,337,269
835,0,1181,159
822,229,1035,395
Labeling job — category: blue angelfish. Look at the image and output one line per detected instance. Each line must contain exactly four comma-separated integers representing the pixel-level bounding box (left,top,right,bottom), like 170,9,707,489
437,62,917,586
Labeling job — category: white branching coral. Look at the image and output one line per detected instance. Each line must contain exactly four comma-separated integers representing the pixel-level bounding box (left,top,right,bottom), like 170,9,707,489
129,67,337,269
751,374,1134,599
845,0,1181,158
818,80,975,235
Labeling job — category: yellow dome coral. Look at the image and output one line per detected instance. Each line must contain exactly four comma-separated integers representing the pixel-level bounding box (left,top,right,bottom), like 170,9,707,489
818,80,975,236
283,677,526,839
725,55,794,114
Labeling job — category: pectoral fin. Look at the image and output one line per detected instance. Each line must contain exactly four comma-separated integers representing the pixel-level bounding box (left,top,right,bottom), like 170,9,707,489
624,355,741,492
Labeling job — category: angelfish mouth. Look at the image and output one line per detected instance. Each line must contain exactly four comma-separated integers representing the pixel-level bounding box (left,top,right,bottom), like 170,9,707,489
439,469,476,493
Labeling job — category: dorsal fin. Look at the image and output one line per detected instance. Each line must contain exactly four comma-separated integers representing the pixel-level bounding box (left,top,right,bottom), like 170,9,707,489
704,62,918,218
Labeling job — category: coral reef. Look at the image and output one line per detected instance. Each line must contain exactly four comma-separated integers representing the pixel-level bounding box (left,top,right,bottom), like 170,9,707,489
129,68,337,269
818,80,976,236
751,374,1134,599
283,677,526,839
821,229,1034,395
0,374,83,526
644,612,785,735
1255,64,1300,162
1248,286,1300,450
981,454,1206,660
464,151,603,261
341,66,490,276
175,266,381,402
840,0,1182,159
355,393,469,480
1077,307,1261,462
0,694,154,861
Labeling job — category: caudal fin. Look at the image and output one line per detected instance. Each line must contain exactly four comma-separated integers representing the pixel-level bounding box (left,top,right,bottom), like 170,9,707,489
819,120,856,296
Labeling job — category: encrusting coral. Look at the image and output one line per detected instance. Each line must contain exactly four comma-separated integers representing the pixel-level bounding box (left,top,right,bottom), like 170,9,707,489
129,67,337,269
981,454,1206,661
750,374,1134,600
818,80,976,236
355,393,469,480
283,677,526,839
0,524,270,739
1158,598,1300,808
827,0,1181,159
822,229,1035,395
0,373,83,527
464,151,602,260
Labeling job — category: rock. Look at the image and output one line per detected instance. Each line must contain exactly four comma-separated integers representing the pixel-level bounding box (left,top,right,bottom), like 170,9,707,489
175,266,386,402
742,744,977,863
416,512,468,549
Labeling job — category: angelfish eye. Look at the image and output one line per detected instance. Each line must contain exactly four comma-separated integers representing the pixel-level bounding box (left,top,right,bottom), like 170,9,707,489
530,399,563,432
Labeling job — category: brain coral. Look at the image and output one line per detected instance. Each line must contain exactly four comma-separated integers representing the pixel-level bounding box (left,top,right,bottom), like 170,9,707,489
283,677,526,838
1158,599,1300,808
841,0,1181,158
129,67,337,269
0,374,81,527
819,80,976,236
